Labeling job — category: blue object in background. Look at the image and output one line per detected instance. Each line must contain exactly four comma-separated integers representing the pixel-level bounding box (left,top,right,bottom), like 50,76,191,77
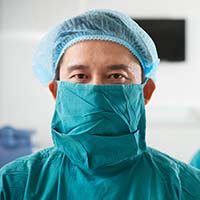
0,126,34,167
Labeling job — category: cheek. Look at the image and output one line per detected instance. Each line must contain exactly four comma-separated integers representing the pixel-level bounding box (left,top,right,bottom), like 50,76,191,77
137,70,143,83
58,66,69,81
130,66,143,84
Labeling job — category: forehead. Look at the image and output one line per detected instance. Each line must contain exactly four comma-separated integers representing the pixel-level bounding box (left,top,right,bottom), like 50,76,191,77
60,40,141,66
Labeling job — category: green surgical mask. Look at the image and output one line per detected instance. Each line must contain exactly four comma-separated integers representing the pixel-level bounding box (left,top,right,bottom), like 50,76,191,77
51,81,147,171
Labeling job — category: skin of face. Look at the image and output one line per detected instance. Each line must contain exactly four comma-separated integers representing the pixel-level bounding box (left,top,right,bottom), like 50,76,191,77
49,40,155,104
58,40,142,85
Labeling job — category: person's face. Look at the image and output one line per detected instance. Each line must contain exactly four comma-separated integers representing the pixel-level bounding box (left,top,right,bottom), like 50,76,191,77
49,40,155,104
58,40,143,84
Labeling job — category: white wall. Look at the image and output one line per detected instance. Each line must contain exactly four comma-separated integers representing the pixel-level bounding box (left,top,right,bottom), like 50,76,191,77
0,0,200,162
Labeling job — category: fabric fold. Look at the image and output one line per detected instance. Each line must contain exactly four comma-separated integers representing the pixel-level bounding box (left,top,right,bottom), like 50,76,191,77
51,81,147,171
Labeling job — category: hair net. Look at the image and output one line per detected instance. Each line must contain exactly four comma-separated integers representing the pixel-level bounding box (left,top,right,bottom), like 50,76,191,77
32,9,160,86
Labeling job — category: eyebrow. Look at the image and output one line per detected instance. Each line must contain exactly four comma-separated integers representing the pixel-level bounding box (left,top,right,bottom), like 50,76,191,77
66,64,131,73
66,65,90,73
106,64,131,71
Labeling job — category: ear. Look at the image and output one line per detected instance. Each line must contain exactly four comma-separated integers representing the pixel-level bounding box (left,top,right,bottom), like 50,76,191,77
48,80,57,100
143,79,156,105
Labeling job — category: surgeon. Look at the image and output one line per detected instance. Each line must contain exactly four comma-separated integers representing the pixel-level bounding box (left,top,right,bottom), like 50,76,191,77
190,150,200,169
0,9,200,199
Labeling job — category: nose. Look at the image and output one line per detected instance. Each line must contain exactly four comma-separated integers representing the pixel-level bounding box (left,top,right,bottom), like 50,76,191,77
90,75,104,85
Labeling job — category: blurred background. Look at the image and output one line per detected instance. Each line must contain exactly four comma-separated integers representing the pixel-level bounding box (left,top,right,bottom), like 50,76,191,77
0,0,200,164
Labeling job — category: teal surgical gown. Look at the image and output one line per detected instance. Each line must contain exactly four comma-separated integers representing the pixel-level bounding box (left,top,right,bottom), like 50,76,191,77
1,82,200,199
190,150,200,169
0,146,200,199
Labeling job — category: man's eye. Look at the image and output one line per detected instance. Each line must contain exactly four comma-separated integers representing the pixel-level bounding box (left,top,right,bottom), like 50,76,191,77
73,74,88,79
108,74,125,79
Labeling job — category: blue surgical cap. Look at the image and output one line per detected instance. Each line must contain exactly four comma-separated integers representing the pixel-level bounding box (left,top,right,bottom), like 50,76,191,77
32,9,160,86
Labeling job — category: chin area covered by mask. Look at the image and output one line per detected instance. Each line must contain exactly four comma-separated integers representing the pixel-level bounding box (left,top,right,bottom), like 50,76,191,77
51,81,147,171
